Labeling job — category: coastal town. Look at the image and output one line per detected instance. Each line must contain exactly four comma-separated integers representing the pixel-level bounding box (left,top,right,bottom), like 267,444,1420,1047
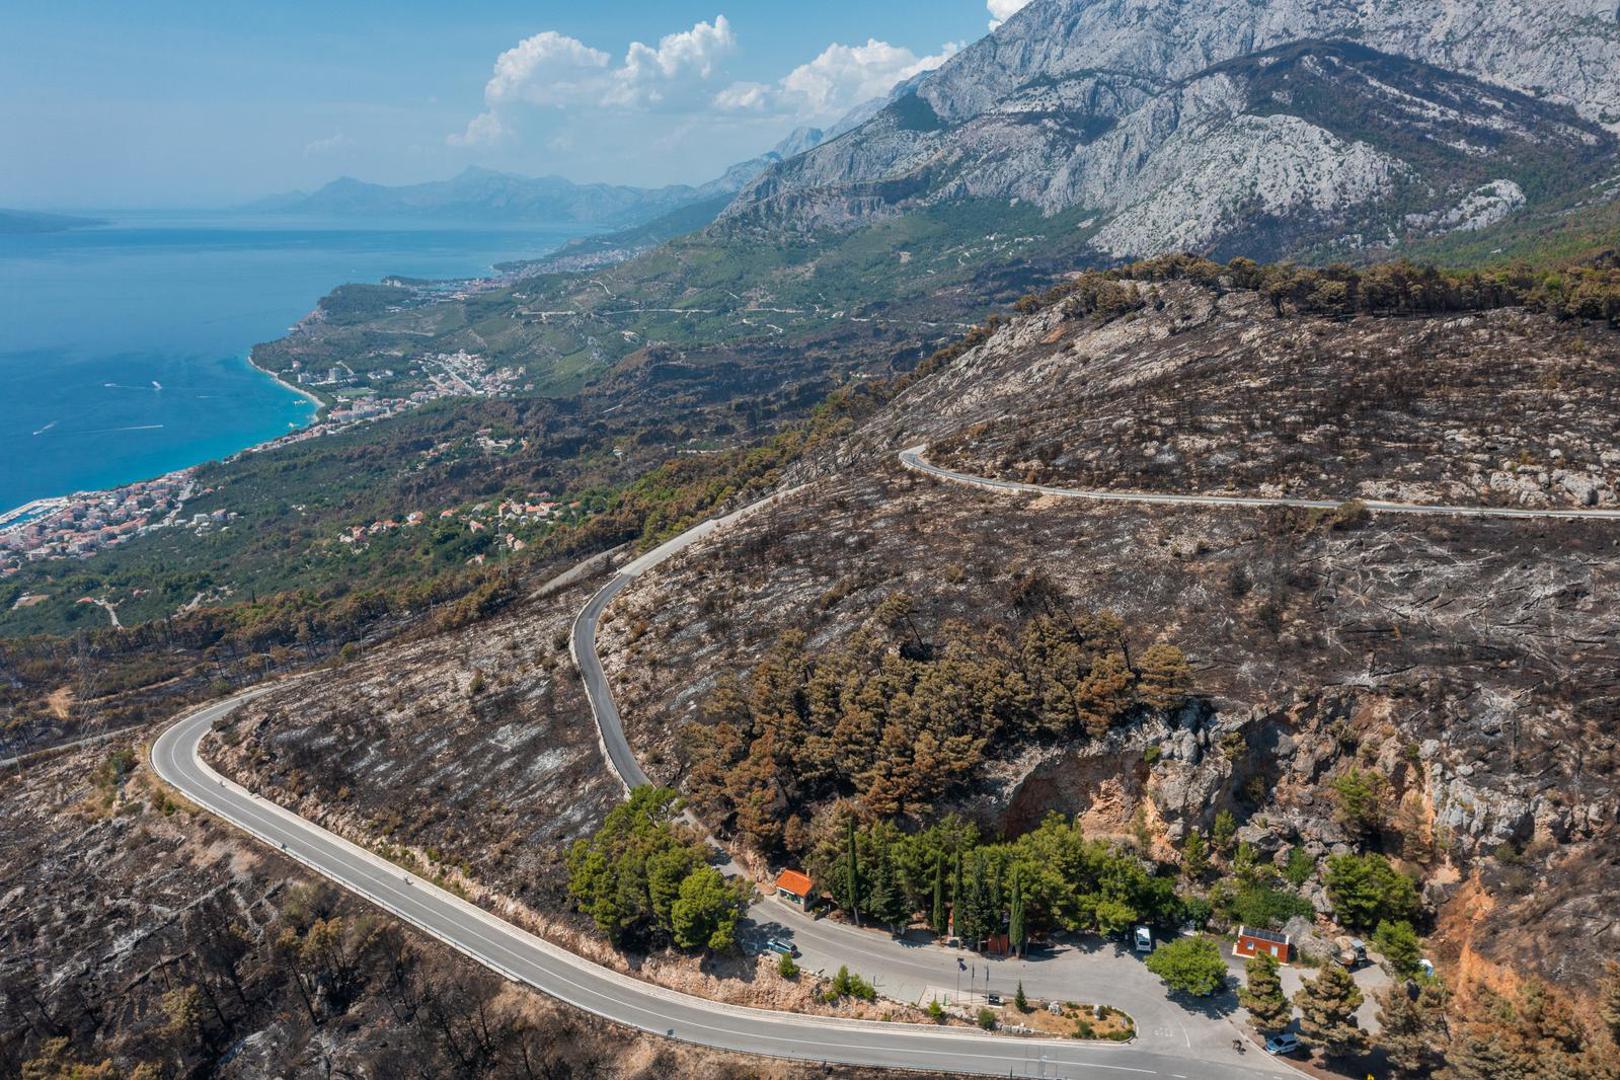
1,348,524,583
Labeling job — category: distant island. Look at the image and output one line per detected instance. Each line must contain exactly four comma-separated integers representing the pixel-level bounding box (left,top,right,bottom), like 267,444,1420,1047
244,126,833,229
0,208,104,234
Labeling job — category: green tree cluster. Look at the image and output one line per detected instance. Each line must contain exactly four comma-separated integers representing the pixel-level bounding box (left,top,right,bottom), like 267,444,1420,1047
804,812,1182,951
1043,253,1620,328
567,786,749,951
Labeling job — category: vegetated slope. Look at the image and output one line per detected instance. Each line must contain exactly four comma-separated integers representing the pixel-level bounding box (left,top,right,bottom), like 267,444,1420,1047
598,275,1620,996
725,0,1620,261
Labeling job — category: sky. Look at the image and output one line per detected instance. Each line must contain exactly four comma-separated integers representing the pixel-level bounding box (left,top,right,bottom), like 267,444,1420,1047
0,0,1033,209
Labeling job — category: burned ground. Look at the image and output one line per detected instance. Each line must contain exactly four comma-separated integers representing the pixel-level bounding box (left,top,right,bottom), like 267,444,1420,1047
901,285,1620,510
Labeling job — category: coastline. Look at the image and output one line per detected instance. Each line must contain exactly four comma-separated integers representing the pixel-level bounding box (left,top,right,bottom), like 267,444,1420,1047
3,223,572,565
0,353,322,523
251,349,330,416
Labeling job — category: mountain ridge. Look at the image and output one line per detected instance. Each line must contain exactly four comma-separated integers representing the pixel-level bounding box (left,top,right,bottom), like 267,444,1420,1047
250,127,837,229
722,0,1620,262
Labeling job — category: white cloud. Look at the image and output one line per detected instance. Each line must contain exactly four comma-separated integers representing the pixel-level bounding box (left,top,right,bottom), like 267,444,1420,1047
449,17,736,145
613,17,735,106
302,132,352,157
987,0,1032,30
484,31,611,109
716,38,959,122
713,81,772,112
447,111,505,147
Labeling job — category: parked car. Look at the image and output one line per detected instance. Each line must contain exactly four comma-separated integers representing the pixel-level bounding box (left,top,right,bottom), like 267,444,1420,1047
762,938,800,958
1334,935,1368,968
1133,926,1154,953
1264,1033,1301,1056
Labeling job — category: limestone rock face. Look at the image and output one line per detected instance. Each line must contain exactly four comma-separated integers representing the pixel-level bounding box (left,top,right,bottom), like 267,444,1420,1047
723,1,1620,258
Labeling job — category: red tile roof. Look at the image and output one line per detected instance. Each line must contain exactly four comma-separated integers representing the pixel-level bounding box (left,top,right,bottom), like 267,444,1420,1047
774,870,814,897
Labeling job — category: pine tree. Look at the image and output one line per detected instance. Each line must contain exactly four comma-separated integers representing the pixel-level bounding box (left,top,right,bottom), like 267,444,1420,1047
1181,828,1209,881
1294,962,1368,1059
1212,809,1237,854
1135,642,1191,710
867,846,907,931
1601,960,1620,1047
929,853,948,937
1014,980,1029,1013
1239,955,1291,1036
1375,979,1447,1078
1076,651,1133,737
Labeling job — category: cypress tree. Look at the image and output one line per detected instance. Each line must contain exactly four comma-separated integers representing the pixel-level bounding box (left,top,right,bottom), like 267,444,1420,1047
930,853,947,937
1008,869,1026,958
960,851,992,949
845,814,861,926
952,850,964,938
867,846,906,931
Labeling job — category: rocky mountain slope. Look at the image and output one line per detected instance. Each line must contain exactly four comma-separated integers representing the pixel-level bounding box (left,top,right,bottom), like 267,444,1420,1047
725,0,1620,260
923,284,1620,509
594,274,1620,996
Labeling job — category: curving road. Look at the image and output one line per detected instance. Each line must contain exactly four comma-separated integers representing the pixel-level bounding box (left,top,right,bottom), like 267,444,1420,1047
151,688,1284,1077
899,446,1620,520
155,438,1567,1075
566,488,1287,1077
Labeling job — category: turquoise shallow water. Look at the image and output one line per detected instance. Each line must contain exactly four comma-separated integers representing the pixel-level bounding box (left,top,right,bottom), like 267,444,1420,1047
0,211,583,512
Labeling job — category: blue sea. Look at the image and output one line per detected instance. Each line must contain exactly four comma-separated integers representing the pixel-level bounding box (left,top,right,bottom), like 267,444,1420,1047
0,211,585,513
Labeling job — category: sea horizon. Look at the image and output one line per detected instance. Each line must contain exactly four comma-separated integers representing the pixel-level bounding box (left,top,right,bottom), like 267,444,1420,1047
0,210,587,514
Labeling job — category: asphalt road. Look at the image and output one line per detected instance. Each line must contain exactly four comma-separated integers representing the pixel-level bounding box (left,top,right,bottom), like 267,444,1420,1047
152,690,1285,1078
570,485,804,792
561,487,1292,1076
899,446,1620,520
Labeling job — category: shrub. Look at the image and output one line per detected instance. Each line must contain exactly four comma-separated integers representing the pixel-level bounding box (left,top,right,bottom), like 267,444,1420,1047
1373,919,1423,978
777,951,800,978
1325,853,1420,932
829,965,877,1002
1221,883,1316,930
977,1007,998,1030
1284,846,1316,888
1145,936,1229,997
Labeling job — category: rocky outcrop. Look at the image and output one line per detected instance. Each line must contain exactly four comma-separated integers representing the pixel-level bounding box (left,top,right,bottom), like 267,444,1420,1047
723,2,1620,259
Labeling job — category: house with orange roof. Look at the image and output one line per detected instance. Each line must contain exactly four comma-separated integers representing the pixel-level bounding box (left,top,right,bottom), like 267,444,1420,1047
773,869,814,907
